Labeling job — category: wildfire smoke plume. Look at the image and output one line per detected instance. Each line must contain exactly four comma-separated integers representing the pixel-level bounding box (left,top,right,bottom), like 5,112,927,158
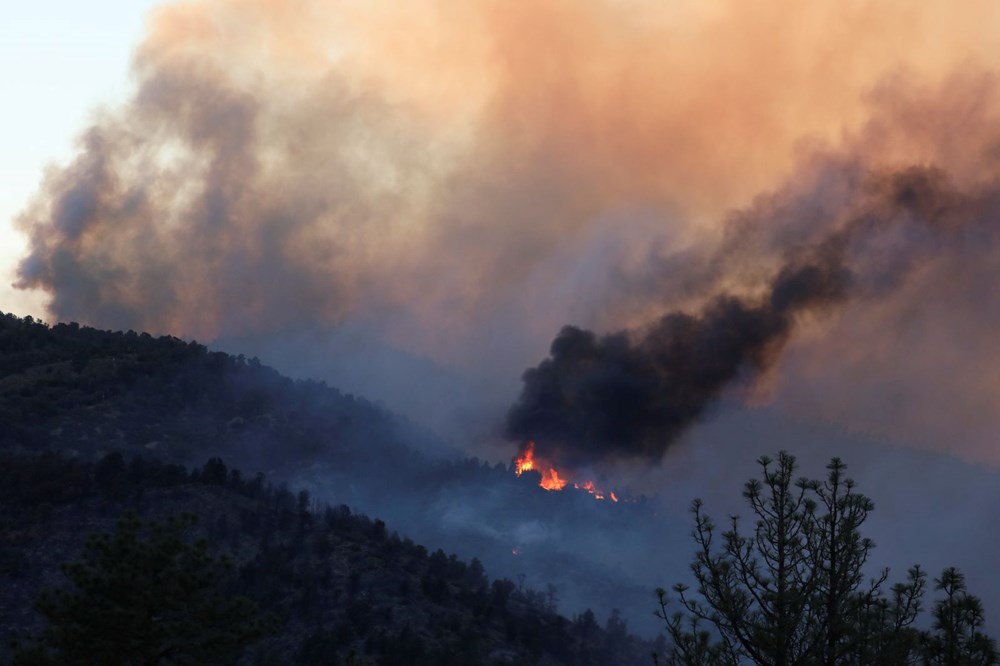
15,0,1000,466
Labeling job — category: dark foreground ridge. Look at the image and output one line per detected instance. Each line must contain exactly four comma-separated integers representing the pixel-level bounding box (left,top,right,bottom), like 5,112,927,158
1,452,657,664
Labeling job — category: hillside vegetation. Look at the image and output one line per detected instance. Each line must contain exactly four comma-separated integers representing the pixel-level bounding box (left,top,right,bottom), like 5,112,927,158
0,312,661,663
0,312,436,473
1,452,656,664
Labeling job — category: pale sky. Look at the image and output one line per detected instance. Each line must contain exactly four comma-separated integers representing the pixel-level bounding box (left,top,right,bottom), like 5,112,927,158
0,0,162,319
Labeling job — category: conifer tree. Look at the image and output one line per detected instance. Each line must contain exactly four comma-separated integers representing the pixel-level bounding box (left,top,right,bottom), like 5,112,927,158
922,568,998,665
14,511,270,665
656,452,993,666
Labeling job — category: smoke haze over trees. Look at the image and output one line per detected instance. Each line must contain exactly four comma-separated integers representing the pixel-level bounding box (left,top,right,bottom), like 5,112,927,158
2,452,655,665
0,312,668,637
14,0,1000,464
8,1,1000,662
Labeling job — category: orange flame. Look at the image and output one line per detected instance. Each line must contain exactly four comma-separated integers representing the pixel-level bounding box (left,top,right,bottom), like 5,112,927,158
513,440,536,475
574,480,606,500
514,441,568,490
514,441,620,501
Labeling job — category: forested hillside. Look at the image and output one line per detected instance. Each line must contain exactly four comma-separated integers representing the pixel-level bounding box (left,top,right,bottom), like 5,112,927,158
0,452,657,664
0,312,665,662
0,312,441,473
0,311,667,639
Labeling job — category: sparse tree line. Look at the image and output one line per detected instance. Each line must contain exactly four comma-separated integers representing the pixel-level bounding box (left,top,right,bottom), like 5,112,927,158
655,452,998,666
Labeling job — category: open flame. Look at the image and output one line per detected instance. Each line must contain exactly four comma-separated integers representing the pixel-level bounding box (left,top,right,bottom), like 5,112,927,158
514,441,619,501
514,441,568,490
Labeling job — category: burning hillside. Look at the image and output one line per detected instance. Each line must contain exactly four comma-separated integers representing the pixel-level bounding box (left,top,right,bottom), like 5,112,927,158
513,441,619,501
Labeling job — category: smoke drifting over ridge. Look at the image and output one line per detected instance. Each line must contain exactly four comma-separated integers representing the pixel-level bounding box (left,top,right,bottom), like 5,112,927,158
506,166,981,466
505,261,850,465
15,0,1000,462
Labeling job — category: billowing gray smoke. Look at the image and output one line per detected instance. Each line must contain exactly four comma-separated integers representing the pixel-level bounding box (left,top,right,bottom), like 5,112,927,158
13,0,1000,463
504,262,849,464
505,165,982,466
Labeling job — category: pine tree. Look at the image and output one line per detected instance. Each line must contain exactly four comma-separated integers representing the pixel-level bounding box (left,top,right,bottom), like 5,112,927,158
656,452,994,666
659,453,820,665
922,568,998,665
14,511,271,665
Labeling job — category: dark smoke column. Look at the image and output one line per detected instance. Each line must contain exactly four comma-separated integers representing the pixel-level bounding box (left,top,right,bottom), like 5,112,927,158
504,257,850,466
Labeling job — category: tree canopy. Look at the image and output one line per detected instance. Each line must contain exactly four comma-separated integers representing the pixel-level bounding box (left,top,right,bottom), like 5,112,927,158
14,512,270,665
656,452,998,666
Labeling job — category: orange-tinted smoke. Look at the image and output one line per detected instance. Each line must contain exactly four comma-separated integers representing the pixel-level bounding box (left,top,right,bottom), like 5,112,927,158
15,0,1000,461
